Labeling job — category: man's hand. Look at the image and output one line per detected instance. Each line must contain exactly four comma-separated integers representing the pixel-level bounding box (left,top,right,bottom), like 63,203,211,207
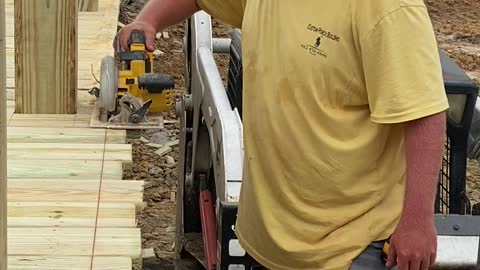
385,111,446,270
115,21,157,52
386,219,437,270
112,0,200,52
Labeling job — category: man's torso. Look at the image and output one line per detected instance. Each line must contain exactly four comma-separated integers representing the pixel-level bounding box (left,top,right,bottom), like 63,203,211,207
195,0,448,269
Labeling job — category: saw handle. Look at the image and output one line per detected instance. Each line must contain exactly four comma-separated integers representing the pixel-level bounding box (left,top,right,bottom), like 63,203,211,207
128,30,146,47
139,73,175,93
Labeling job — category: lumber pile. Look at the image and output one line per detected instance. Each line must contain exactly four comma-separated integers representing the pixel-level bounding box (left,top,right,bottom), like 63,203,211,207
5,114,143,270
2,0,143,268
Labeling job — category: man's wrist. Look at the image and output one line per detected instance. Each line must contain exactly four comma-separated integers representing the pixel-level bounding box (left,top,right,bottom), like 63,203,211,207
134,15,160,30
400,205,434,227
401,177,436,226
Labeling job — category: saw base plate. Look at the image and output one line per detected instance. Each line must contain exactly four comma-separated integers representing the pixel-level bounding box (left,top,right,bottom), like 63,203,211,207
89,100,164,129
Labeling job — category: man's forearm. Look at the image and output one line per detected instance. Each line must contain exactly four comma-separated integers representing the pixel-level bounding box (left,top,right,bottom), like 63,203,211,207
402,112,446,223
135,0,200,31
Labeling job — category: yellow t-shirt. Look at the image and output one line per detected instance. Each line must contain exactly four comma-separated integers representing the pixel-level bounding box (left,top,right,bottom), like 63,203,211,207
196,0,450,269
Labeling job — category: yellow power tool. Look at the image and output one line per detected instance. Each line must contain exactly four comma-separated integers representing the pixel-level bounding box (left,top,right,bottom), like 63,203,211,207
94,30,174,127
383,240,390,262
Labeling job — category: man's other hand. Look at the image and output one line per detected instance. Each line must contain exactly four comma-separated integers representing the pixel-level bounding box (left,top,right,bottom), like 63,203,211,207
385,219,437,270
114,21,157,52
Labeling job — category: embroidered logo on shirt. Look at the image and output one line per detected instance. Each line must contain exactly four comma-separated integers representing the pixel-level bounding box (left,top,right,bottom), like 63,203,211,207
301,24,340,58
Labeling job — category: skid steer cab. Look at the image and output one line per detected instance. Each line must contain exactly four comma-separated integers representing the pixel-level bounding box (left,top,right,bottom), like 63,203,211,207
174,11,480,270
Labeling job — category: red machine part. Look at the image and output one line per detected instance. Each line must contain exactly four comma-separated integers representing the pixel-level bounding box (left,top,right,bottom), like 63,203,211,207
199,175,218,270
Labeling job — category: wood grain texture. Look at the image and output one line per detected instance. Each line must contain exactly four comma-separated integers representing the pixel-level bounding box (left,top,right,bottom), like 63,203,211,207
7,127,126,144
9,256,132,270
3,1,139,268
0,0,6,267
14,0,78,114
8,113,91,127
78,0,98,11
7,143,132,163
5,0,120,91
6,100,13,121
8,202,136,227
7,160,123,179
8,227,141,257
8,179,144,208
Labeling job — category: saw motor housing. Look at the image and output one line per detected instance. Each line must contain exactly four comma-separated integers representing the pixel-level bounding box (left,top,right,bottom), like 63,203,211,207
117,30,174,113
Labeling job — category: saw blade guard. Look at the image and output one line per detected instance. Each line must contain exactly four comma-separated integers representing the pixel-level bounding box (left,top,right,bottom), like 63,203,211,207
99,55,119,122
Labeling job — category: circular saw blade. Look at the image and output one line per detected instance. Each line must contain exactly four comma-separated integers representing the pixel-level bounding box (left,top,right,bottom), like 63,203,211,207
99,55,119,122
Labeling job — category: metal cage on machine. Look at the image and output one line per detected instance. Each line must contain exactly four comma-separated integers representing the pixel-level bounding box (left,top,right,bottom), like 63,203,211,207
436,50,479,215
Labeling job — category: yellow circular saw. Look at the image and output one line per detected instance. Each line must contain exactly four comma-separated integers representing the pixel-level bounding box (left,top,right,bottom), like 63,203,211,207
93,30,175,128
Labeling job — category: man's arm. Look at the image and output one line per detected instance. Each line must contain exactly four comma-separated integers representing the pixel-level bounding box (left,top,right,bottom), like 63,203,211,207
135,0,199,31
116,0,199,51
386,111,446,270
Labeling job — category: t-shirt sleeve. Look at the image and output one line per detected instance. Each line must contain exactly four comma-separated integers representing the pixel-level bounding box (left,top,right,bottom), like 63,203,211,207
360,6,450,124
196,0,245,28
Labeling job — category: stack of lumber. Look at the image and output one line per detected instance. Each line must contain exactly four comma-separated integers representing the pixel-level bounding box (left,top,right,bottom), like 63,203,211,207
5,112,143,270
3,1,146,269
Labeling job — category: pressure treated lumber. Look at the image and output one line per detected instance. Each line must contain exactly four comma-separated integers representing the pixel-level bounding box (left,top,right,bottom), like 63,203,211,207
14,0,78,114
7,127,126,144
9,256,132,270
8,202,136,227
8,179,144,208
8,228,141,257
8,143,132,163
5,0,121,90
0,0,7,267
78,0,98,11
8,160,123,180
8,113,91,127
6,100,13,121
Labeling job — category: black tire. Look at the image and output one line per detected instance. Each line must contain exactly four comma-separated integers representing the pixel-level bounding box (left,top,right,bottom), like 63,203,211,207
226,29,243,119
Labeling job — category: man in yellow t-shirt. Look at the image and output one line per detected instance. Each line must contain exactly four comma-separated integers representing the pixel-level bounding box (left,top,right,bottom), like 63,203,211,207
117,0,449,269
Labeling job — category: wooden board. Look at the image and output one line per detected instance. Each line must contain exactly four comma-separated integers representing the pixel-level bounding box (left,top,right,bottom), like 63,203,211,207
14,0,78,114
4,0,139,267
8,143,132,163
5,0,120,91
78,0,98,11
7,160,123,180
8,202,136,227
8,179,144,208
6,100,13,121
0,0,7,267
9,256,132,270
7,127,126,144
8,228,141,257
8,113,91,128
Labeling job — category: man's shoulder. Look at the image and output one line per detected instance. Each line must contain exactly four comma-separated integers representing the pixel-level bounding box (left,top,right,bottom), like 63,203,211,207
353,0,426,14
352,0,429,41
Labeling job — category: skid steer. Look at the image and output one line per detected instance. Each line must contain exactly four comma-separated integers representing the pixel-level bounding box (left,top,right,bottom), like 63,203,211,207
175,11,480,270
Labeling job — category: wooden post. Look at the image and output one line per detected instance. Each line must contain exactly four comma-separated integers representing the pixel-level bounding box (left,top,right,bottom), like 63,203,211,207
14,0,78,114
78,0,98,11
0,0,7,267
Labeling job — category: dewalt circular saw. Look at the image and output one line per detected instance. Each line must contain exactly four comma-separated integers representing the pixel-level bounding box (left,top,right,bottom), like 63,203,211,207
91,30,175,128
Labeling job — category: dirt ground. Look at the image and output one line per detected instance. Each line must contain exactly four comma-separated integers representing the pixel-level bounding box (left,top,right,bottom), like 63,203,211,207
117,0,480,268
426,0,480,81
